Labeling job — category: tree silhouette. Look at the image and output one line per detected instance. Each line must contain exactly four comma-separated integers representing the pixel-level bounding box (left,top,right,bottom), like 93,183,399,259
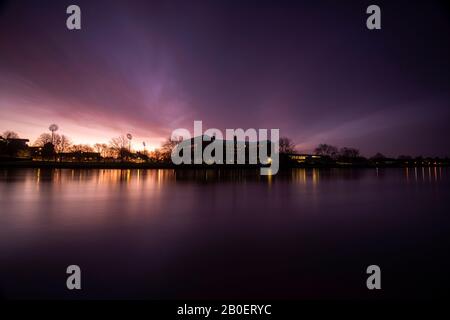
150,149,164,162
94,143,109,157
34,133,53,146
70,144,94,152
54,135,72,153
339,147,360,160
314,144,338,158
110,135,129,160
370,153,386,160
1,131,19,139
160,137,182,161
34,133,72,154
279,137,296,154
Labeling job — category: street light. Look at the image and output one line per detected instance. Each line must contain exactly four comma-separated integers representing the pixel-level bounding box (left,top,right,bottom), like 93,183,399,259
49,124,59,145
126,133,133,151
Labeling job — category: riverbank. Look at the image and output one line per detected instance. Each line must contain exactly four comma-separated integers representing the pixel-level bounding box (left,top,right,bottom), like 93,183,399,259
0,160,448,170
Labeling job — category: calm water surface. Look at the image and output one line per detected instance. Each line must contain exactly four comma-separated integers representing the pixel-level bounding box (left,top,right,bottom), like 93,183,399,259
1,168,449,299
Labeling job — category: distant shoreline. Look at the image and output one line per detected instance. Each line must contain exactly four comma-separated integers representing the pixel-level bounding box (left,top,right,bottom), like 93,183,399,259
0,160,448,170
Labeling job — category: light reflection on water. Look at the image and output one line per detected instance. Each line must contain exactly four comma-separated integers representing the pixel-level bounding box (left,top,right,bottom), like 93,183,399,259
1,166,445,185
0,167,449,299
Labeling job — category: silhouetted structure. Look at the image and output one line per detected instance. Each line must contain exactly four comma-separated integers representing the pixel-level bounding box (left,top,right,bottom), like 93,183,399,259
176,135,273,165
285,154,331,166
0,137,30,160
1,132,449,169
58,151,102,162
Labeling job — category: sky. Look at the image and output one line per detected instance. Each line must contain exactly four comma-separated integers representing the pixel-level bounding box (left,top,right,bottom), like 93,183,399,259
0,0,449,156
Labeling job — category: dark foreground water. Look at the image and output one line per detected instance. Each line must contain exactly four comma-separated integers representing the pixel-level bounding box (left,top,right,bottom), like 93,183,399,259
1,168,449,300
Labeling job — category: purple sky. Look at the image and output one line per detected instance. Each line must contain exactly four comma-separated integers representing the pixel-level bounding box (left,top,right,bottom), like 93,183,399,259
0,0,449,156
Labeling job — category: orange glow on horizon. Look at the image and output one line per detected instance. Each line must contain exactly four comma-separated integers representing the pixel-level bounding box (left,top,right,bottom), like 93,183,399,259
0,118,166,151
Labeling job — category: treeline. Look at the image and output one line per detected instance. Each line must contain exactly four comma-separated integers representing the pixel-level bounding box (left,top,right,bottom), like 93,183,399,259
313,143,448,163
1,129,448,166
310,143,449,168
314,144,362,161
0,129,174,163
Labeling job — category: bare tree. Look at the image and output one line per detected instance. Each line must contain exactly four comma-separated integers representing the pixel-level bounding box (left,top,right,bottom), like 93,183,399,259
34,133,53,146
110,135,128,150
70,144,94,152
279,137,296,154
54,135,72,153
70,144,93,153
93,143,102,153
34,133,71,154
1,131,19,139
160,137,182,161
104,146,116,158
314,144,339,158
94,143,109,157
150,149,163,162
109,135,130,160
339,147,360,159
370,153,386,160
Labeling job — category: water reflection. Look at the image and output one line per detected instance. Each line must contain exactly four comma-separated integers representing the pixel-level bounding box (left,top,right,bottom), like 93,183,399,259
402,166,443,182
0,167,449,299
0,167,448,186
